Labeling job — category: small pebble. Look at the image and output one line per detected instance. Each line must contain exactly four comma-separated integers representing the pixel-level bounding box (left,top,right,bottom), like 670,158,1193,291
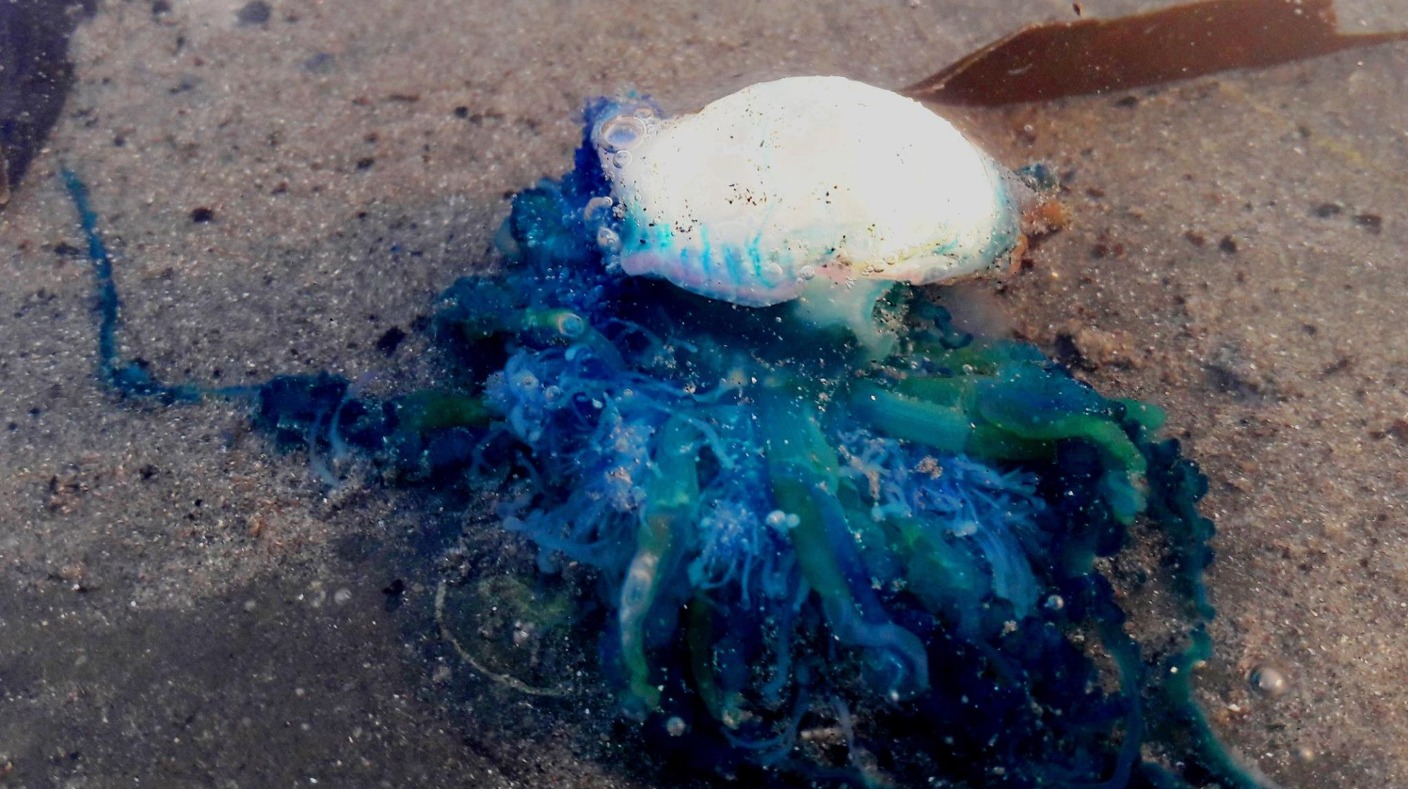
302,52,336,74
375,326,407,356
1354,213,1383,234
236,1,270,26
1249,665,1287,697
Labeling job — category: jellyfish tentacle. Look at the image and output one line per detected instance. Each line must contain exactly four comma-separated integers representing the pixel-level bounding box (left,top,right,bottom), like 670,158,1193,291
969,366,1149,522
62,168,205,404
1154,627,1282,789
62,168,480,474
619,412,702,710
683,593,729,722
855,359,1152,523
895,367,1146,468
886,513,989,638
760,392,929,700
847,379,1049,460
390,390,492,434
1144,436,1217,620
522,308,631,370
1081,576,1147,789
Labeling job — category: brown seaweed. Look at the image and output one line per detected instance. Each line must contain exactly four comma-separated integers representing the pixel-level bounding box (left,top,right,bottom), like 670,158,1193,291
906,0,1408,106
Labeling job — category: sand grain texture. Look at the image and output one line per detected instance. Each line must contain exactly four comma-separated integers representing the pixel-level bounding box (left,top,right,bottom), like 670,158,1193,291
0,0,1404,785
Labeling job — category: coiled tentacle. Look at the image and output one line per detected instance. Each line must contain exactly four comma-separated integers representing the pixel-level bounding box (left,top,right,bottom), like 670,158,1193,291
761,392,930,701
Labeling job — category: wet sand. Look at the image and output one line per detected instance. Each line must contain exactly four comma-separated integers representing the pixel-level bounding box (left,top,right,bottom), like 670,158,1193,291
0,0,1404,785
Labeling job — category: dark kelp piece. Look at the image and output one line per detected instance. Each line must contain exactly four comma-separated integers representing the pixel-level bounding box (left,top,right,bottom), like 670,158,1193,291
0,0,96,207
906,0,1408,106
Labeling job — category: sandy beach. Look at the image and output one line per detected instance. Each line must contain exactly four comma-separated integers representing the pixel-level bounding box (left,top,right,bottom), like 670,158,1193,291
1,1,1405,785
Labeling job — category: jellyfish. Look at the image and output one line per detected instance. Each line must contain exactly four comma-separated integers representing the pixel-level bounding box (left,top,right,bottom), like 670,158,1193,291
64,76,1269,788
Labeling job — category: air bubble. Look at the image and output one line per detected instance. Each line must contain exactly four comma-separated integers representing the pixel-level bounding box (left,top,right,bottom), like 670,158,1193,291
1249,665,1288,697
555,312,586,338
582,195,614,224
597,114,647,153
612,150,633,169
799,264,817,280
597,226,622,252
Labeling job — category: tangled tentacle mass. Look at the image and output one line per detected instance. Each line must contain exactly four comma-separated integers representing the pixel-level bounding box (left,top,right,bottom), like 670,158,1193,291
64,96,1266,788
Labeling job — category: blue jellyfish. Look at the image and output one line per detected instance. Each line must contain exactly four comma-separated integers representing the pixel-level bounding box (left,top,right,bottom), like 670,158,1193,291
61,75,1269,789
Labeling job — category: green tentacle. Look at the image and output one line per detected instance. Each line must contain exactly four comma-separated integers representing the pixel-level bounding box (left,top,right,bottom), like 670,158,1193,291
620,413,701,710
760,390,929,700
